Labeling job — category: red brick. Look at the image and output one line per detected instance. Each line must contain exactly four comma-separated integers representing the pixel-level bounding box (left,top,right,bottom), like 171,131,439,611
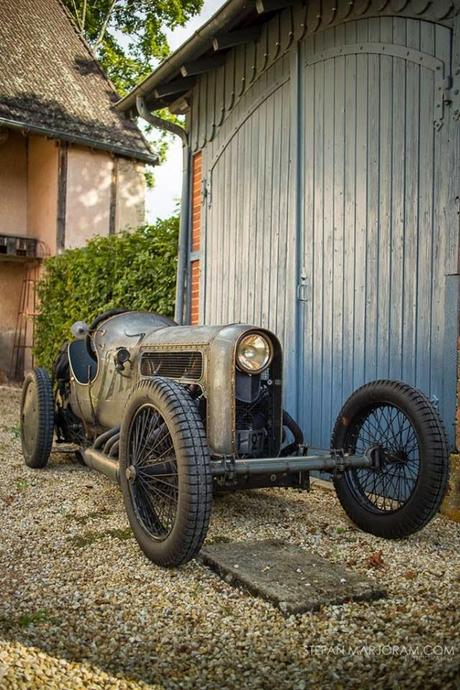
190,258,200,325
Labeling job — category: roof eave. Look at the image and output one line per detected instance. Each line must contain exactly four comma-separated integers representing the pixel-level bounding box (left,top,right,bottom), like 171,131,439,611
116,0,255,113
0,116,158,165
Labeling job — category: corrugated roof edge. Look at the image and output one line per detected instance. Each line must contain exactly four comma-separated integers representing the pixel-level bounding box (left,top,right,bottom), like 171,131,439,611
116,0,254,113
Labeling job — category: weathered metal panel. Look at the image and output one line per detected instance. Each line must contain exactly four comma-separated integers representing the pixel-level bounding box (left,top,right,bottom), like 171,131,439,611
298,16,459,448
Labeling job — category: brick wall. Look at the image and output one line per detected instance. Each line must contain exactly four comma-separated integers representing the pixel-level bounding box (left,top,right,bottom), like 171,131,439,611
190,260,200,325
190,152,202,325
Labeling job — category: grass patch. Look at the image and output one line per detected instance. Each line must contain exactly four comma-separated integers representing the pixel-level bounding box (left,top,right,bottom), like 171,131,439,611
18,610,51,627
208,535,232,544
65,510,113,525
106,527,133,541
70,531,102,548
10,424,20,440
70,527,133,548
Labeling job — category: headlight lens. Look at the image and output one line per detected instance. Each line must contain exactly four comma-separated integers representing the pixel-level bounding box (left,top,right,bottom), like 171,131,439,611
236,333,272,373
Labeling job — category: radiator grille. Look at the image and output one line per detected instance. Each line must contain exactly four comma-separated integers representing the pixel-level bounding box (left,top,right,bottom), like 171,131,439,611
141,351,203,381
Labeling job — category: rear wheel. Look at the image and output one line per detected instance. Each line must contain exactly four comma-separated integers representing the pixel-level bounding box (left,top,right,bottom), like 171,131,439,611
20,368,54,468
119,377,212,567
331,380,449,538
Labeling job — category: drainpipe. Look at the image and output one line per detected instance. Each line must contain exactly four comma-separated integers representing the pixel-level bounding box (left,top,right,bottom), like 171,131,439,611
135,95,190,324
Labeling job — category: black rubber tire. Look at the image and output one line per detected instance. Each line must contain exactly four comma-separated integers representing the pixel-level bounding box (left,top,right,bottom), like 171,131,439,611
331,380,449,539
119,377,212,567
20,368,55,469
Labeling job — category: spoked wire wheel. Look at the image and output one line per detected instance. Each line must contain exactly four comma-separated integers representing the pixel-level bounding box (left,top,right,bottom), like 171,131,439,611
331,380,449,538
120,377,212,567
344,404,421,513
126,403,179,540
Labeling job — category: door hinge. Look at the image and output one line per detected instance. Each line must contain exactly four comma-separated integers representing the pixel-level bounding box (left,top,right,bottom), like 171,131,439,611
442,75,453,103
445,66,460,122
434,76,454,130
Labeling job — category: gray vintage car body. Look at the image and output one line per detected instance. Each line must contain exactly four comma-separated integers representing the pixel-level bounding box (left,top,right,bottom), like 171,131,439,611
20,308,450,567
67,311,283,461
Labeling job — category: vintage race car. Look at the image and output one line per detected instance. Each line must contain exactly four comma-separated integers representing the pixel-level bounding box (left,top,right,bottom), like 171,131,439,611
20,309,449,567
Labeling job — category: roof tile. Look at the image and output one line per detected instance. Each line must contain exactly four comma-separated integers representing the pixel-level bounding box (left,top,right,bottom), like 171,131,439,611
0,0,155,163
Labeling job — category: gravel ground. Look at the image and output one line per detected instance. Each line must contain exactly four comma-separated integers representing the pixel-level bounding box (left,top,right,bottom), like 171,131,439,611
0,384,459,690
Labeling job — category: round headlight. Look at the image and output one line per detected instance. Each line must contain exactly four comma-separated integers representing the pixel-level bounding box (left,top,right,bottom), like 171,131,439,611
236,333,272,373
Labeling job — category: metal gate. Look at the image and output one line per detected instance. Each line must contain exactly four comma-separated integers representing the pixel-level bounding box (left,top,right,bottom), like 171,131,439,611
297,18,459,448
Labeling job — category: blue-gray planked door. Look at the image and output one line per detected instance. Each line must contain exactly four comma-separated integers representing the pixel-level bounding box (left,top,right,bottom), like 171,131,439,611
202,56,299,413
297,17,459,449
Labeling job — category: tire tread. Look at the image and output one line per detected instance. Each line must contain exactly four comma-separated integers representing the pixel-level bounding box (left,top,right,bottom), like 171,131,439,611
20,367,54,469
120,377,212,567
331,379,449,539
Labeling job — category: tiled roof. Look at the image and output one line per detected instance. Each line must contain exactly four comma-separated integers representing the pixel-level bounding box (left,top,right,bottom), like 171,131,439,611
0,0,155,163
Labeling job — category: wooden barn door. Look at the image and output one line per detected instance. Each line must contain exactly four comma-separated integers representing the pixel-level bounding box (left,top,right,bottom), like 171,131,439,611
297,17,459,449
202,70,300,413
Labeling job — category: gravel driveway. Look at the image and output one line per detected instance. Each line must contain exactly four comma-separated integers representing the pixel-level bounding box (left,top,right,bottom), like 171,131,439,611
0,384,459,689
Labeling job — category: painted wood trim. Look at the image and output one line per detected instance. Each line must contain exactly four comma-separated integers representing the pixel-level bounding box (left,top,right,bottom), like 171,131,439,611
109,157,118,236
56,142,68,252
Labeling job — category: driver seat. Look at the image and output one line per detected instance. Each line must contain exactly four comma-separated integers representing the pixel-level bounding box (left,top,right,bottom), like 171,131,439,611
68,338,97,384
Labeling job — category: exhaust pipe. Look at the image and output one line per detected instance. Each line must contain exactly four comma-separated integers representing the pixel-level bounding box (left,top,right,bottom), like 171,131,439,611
81,447,120,483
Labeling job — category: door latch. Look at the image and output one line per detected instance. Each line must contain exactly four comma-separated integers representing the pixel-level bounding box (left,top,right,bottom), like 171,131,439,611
297,272,309,302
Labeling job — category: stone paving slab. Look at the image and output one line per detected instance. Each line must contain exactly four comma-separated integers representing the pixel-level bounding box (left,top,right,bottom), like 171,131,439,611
200,540,387,614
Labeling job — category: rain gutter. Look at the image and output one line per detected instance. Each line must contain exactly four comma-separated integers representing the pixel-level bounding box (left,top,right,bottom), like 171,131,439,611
116,0,253,113
136,96,190,324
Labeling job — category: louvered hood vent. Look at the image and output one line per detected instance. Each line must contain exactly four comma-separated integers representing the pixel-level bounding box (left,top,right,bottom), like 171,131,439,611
141,351,203,381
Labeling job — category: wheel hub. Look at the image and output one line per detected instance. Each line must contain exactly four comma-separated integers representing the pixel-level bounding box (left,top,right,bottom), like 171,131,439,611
126,465,137,481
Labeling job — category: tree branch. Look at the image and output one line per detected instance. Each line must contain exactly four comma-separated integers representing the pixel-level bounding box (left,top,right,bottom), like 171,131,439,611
69,0,82,31
80,0,87,32
94,0,118,48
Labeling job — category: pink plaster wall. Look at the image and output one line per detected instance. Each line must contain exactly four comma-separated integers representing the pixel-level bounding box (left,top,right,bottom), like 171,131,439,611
116,157,146,231
27,135,58,255
65,146,113,248
0,133,146,378
0,130,27,236
65,147,146,246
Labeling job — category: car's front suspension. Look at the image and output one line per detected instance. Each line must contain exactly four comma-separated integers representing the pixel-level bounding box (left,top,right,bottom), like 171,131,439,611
211,449,377,478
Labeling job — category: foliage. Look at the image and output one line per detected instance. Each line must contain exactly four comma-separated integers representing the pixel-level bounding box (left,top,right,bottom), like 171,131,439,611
63,1,196,172
63,0,203,96
34,217,178,371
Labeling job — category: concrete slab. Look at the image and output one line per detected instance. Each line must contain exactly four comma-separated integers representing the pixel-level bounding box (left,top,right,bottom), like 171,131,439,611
200,540,386,614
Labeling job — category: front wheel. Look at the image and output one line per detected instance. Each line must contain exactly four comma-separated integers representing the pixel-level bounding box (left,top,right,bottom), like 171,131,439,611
331,380,449,539
119,377,212,567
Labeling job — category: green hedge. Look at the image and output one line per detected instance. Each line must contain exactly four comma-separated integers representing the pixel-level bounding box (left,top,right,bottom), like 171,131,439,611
35,217,178,371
